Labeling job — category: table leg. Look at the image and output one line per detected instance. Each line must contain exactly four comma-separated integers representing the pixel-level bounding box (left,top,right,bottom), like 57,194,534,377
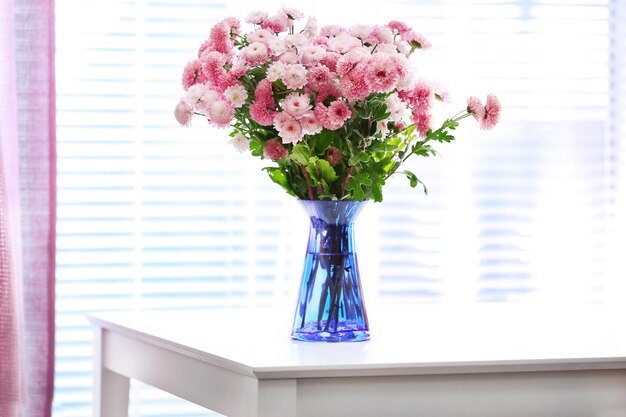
93,327,130,417
256,379,297,417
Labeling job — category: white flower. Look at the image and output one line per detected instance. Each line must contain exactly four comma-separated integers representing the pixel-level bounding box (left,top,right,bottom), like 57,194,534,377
266,61,286,82
282,64,308,90
349,24,373,40
185,84,206,104
282,7,304,20
224,84,248,108
376,120,389,137
229,132,249,153
246,10,268,24
286,33,308,48
267,37,288,55
303,17,318,38
385,92,406,122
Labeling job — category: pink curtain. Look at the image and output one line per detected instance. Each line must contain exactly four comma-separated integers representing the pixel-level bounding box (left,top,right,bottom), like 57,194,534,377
0,0,56,416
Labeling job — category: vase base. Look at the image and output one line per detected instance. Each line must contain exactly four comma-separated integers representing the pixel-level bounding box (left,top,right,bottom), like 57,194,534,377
291,328,370,343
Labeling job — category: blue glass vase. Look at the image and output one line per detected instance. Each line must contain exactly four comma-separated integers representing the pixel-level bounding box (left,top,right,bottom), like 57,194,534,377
291,200,370,342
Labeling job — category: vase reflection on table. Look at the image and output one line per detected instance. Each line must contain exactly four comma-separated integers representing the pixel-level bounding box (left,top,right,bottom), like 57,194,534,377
291,200,369,342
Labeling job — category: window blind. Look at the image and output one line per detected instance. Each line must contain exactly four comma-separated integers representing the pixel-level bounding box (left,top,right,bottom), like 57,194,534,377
54,0,620,416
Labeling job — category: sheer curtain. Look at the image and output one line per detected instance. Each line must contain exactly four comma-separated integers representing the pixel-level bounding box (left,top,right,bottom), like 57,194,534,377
0,0,57,416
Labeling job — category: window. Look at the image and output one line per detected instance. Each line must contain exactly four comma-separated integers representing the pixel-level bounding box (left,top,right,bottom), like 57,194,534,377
53,0,624,416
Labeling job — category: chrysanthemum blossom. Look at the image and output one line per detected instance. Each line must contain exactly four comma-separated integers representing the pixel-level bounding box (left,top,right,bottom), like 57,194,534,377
377,120,390,136
266,61,286,82
207,100,234,128
336,47,369,77
340,64,370,102
209,18,240,54
282,7,304,20
229,59,250,78
367,26,394,45
268,37,288,55
273,112,293,131
281,93,312,119
246,10,268,24
185,84,207,106
387,20,411,36
286,33,308,48
249,79,276,126
306,65,334,91
277,50,299,64
224,84,248,108
263,138,288,160
467,96,484,122
412,110,431,138
174,99,193,126
261,12,291,33
182,59,207,90
403,31,431,49
300,112,323,135
328,32,361,54
201,51,229,90
325,100,352,130
320,51,340,72
229,132,249,153
242,42,269,66
303,16,318,38
282,64,308,90
349,24,374,40
385,93,406,122
481,94,501,130
320,25,344,37
300,45,327,67
247,29,274,45
277,119,304,144
364,53,402,93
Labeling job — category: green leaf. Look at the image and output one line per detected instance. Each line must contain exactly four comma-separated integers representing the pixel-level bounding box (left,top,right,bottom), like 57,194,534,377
403,170,428,195
316,159,338,183
249,137,264,157
345,173,373,201
263,167,295,196
290,144,311,165
311,130,335,154
348,152,370,166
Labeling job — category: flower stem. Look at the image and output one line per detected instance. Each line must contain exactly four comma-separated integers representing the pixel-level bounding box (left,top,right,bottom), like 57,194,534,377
302,166,315,200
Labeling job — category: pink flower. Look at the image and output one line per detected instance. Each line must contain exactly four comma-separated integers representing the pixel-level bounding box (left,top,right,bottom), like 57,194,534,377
328,32,361,54
412,111,431,138
268,37,288,55
300,45,327,67
263,138,288,160
367,26,394,45
336,47,369,77
246,10,268,24
249,79,276,126
403,31,431,50
185,84,207,107
174,99,193,126
467,96,485,122
247,29,274,45
387,20,411,36
400,80,433,112
209,18,240,54
281,93,312,119
481,94,501,130
277,119,304,144
385,93,406,122
349,24,374,40
301,112,323,135
273,112,293,131
364,53,401,93
201,51,229,89
277,50,299,64
320,51,340,72
340,64,371,102
207,100,234,128
249,101,275,126
224,84,248,108
306,64,334,91
261,12,291,33
282,7,304,20
325,100,352,130
242,42,269,66
229,59,250,78
182,59,207,90
282,64,308,90
320,25,344,37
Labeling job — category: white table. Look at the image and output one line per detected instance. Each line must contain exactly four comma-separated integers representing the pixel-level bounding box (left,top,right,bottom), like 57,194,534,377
88,304,626,417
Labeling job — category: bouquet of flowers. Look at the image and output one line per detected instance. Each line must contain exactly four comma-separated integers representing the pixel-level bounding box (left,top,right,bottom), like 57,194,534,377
174,8,501,202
